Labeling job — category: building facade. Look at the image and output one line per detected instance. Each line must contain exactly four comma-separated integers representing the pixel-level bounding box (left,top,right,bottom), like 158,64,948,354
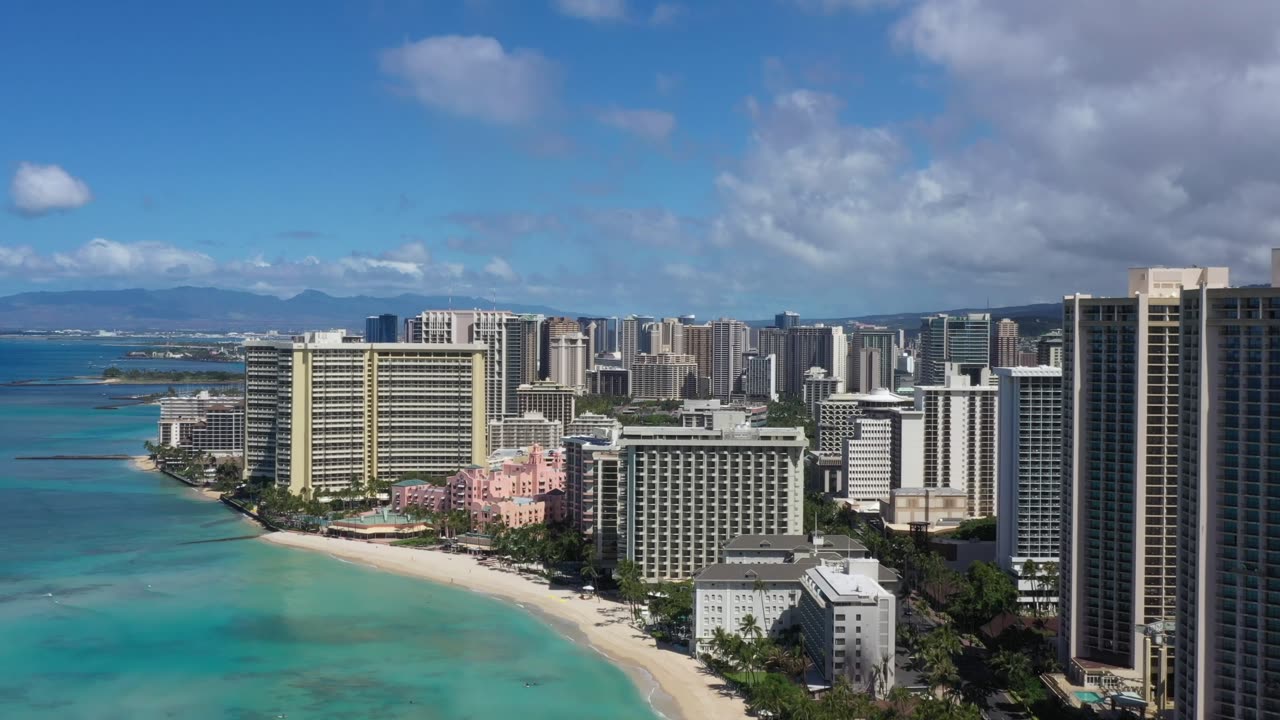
548,333,588,391
587,366,630,396
565,412,622,438
798,560,896,696
743,353,778,401
405,310,515,419
1059,266,1229,696
682,324,714,391
631,353,698,400
243,336,487,495
994,366,1063,609
991,318,1020,368
1175,254,1280,720
775,311,800,330
711,319,747,399
803,367,844,419
916,370,998,518
848,327,895,393
364,314,398,343
1036,330,1064,369
608,425,807,580
488,411,563,454
758,327,789,398
516,381,577,427
786,326,846,398
919,313,992,386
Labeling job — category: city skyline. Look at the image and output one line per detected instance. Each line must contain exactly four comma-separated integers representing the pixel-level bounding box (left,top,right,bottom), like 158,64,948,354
5,1,1280,317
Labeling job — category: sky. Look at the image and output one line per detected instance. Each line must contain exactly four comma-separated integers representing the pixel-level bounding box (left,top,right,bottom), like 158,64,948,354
4,0,1280,318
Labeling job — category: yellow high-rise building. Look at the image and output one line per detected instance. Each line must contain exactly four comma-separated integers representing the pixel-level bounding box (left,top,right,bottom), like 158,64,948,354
244,332,486,496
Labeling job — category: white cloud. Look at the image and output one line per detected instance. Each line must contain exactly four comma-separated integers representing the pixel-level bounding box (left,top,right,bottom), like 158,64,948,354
790,0,899,13
484,256,519,281
597,107,676,142
580,207,701,247
379,36,558,125
0,239,472,295
553,0,626,22
10,163,92,216
707,0,1280,308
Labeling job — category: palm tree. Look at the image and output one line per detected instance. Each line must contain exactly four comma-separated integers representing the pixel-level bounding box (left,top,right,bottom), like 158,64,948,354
738,613,763,642
1021,559,1040,617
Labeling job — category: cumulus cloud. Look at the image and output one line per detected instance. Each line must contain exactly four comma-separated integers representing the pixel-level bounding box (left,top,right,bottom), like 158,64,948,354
597,108,676,142
379,36,558,125
10,163,92,216
708,0,1280,307
553,0,627,22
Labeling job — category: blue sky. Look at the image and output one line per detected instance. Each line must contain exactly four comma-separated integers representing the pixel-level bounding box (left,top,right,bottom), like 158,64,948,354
4,0,1279,318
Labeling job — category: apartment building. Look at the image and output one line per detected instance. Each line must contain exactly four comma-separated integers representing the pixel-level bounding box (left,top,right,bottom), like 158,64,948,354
1175,251,1280,720
798,559,897,696
631,353,697,400
242,335,487,496
602,425,806,581
487,411,563,454
405,310,517,418
1059,265,1229,698
994,366,1063,608
919,313,991,386
516,381,577,427
916,368,998,518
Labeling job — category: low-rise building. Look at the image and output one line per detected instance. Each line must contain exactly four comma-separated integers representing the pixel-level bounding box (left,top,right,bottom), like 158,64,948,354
587,366,630,396
517,381,577,427
879,487,968,531
565,412,621,438
488,411,562,454
798,560,897,695
392,444,565,529
157,390,245,456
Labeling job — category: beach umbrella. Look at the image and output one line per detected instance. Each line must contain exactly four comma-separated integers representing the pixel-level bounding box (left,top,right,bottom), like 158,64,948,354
583,585,595,592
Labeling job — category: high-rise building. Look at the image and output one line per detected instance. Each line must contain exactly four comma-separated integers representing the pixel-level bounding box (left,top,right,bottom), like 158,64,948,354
1059,265,1229,696
516,381,577,427
364,314,398,343
243,335,487,495
758,327,789,397
548,333,588,391
1175,256,1280,720
679,314,696,326
540,317,582,380
803,367,844,419
631,353,698,400
995,366,1063,609
578,316,612,355
918,313,992,386
505,314,542,413
586,367,630,396
848,327,895,392
620,316,644,370
405,309,513,420
488,411,563,454
785,325,846,397
682,324,714,391
826,390,922,502
564,432,621,537
1036,330,1064,369
775,311,800,330
991,318,1020,368
157,391,244,456
604,425,806,580
743,353,777,401
712,319,747,399
645,317,685,355
798,559,897,694
849,347,883,394
916,368,998,518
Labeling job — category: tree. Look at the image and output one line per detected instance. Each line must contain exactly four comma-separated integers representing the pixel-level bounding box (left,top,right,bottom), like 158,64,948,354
947,562,1018,630
950,517,997,541
1021,559,1040,617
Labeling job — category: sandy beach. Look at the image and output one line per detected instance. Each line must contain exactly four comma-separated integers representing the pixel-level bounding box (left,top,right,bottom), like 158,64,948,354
261,532,748,720
130,455,156,472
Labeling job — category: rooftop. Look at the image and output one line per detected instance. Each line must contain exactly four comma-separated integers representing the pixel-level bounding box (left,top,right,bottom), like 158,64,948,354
724,533,866,553
994,365,1063,377
891,487,967,497
808,563,893,600
695,558,820,583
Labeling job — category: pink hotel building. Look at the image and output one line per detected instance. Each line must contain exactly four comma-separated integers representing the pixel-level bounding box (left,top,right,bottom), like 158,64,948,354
391,445,566,529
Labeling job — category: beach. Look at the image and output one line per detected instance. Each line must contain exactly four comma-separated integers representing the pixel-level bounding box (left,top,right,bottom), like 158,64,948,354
130,454,156,471
261,531,749,720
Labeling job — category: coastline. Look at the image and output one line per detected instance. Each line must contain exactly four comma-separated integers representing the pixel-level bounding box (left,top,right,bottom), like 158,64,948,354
261,532,748,720
130,455,156,472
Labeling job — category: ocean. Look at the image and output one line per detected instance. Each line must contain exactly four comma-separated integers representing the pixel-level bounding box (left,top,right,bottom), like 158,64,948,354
0,337,658,720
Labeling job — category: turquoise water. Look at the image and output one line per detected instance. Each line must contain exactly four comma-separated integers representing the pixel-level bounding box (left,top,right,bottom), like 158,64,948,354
1074,691,1103,703
0,338,658,719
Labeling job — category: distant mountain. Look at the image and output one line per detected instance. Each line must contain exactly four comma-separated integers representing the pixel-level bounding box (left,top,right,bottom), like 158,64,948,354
751,302,1065,337
0,287,576,332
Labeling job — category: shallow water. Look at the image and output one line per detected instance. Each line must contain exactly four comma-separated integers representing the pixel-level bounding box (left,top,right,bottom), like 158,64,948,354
0,338,657,720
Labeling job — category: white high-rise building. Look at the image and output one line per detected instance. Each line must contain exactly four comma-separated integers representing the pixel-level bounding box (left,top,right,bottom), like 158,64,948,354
1176,254,1280,719
711,319,747,399
799,559,897,696
995,366,1063,609
487,411,563,454
243,335,487,496
832,389,924,502
743,353,778,401
631,353,697,400
1059,265,1229,699
916,368,998,518
548,333,588,391
405,309,514,419
804,367,844,419
607,425,807,581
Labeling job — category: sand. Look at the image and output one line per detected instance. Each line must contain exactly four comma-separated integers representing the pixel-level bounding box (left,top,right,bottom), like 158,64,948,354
130,455,157,472
261,532,748,720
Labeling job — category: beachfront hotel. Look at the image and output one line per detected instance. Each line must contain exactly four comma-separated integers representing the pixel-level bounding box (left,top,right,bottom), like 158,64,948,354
692,532,898,697
392,444,566,529
594,424,807,581
243,331,487,496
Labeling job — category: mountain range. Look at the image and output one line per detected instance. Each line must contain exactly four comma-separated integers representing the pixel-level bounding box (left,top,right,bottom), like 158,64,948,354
0,286,1065,335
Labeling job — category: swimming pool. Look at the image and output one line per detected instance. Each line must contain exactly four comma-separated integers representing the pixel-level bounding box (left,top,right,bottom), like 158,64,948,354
1074,691,1104,704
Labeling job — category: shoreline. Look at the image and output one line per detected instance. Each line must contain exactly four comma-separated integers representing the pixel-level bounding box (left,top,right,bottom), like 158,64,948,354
130,455,157,472
261,532,748,720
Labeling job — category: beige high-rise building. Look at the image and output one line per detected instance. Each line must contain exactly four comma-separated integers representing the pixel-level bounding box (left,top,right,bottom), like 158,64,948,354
991,318,1020,368
631,353,697,400
405,309,514,419
1059,265,1229,700
682,324,714,391
916,368,998,518
516,381,577,427
243,335,487,496
548,333,588,391
711,319,747,399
